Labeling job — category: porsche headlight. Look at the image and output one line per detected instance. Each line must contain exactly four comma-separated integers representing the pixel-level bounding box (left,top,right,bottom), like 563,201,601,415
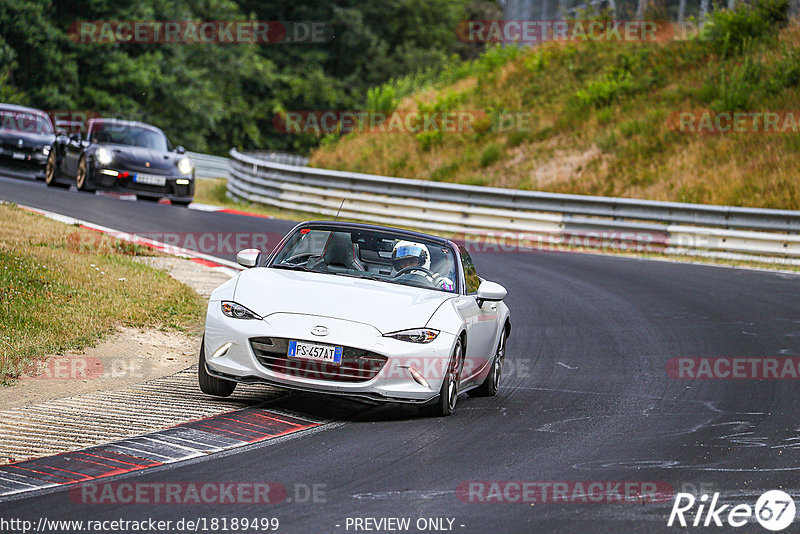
385,329,440,344
177,157,193,175
221,301,262,320
95,147,112,165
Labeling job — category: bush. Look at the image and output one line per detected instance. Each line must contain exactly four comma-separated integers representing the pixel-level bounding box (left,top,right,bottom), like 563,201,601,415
366,85,397,112
431,162,460,181
705,57,764,111
704,0,788,57
415,131,443,151
766,47,800,93
479,143,502,167
575,70,636,108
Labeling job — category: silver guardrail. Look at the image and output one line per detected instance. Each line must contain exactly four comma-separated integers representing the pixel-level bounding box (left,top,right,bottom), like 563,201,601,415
227,148,800,264
187,151,309,180
186,151,231,180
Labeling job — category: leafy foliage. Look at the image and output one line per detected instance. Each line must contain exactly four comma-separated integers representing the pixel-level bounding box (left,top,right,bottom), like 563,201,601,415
703,0,789,57
0,0,496,154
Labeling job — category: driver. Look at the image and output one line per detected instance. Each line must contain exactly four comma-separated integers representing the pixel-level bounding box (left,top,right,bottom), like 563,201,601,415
392,240,430,272
391,241,453,290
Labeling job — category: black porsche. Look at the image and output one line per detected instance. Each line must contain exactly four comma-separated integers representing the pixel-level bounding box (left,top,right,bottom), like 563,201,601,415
45,118,195,205
0,104,56,180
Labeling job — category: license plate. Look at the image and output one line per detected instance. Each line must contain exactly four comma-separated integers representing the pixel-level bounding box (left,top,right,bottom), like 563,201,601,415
12,152,25,160
133,173,166,186
288,340,342,365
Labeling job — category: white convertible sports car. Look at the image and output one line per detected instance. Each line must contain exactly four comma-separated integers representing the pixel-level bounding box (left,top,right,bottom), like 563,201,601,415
199,221,511,416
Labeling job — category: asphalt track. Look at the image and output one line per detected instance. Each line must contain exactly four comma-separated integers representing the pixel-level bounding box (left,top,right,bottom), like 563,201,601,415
1,174,800,533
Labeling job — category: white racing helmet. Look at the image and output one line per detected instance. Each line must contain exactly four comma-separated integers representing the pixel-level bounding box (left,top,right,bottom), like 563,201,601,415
392,240,430,272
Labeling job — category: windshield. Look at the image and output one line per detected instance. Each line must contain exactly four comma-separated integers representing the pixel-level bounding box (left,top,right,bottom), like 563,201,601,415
270,227,458,294
89,123,169,151
0,111,53,134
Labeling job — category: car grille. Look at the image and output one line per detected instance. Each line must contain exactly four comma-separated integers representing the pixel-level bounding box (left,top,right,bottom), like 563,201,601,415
126,181,169,193
1,141,40,155
250,337,388,383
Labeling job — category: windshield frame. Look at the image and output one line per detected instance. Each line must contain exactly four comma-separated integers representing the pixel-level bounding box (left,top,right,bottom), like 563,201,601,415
0,110,54,135
86,120,170,151
265,223,462,295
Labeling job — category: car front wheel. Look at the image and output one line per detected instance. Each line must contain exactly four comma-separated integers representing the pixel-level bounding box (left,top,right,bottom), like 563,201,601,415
198,338,237,397
469,327,507,397
420,338,463,417
75,155,95,192
45,151,69,188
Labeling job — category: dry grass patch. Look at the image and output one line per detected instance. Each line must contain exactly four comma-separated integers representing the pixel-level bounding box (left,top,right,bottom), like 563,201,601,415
0,203,204,385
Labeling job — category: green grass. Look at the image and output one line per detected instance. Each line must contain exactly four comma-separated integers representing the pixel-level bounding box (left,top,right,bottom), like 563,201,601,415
0,204,204,385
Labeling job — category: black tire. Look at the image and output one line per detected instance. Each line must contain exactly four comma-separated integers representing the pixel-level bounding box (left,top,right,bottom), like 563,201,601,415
420,338,463,417
136,195,160,202
172,200,192,207
75,155,95,192
198,338,237,397
45,151,69,188
469,327,507,397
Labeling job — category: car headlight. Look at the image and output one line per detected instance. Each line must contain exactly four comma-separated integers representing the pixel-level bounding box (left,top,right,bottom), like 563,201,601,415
385,328,440,344
42,146,50,156
177,157,193,175
221,301,262,320
95,147,112,165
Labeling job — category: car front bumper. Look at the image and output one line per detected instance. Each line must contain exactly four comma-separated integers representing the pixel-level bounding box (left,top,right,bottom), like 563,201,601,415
0,150,48,178
92,167,195,200
203,303,457,404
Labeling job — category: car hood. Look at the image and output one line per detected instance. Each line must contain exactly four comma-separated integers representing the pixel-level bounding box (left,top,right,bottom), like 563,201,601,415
233,268,454,334
104,145,177,171
0,130,55,148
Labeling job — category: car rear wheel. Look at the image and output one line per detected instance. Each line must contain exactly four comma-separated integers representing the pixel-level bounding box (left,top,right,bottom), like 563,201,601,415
45,151,69,188
75,156,95,192
420,338,462,417
469,327,507,397
198,338,237,397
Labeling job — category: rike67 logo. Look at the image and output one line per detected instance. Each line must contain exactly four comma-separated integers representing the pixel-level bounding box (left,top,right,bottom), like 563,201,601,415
668,490,796,531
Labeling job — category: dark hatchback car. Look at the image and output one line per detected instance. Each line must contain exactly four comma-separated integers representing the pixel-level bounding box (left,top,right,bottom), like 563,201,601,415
46,118,195,205
0,104,56,179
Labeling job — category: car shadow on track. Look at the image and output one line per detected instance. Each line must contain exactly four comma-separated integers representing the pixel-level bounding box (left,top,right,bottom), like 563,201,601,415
262,390,434,423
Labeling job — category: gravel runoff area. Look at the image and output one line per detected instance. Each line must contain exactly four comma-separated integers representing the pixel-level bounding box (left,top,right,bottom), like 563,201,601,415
0,256,283,464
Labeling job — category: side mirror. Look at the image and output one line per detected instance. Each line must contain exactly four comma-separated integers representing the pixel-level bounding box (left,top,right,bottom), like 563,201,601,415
69,133,82,143
236,248,261,268
175,146,186,154
476,281,507,307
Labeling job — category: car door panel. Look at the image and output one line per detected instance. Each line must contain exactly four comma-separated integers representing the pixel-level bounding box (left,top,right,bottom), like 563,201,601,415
462,304,498,382
63,137,82,176
455,248,500,382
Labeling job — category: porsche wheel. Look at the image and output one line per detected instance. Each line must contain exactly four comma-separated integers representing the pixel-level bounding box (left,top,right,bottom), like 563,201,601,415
75,155,94,192
198,338,236,397
421,338,463,417
45,151,68,188
469,327,507,397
